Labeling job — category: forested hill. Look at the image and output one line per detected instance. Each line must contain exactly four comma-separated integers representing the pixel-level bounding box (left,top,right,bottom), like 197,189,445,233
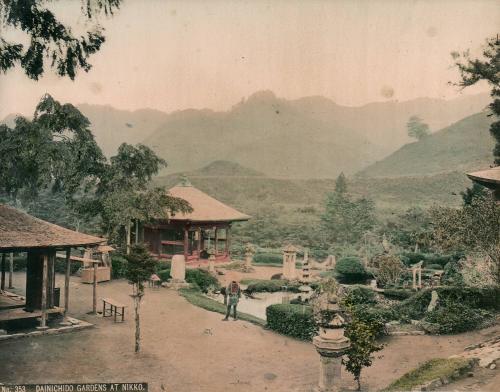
357,111,495,178
143,91,489,178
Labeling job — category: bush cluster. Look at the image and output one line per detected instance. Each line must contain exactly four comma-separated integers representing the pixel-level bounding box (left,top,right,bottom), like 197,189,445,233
253,253,283,265
381,288,414,301
424,300,493,334
400,252,463,268
246,279,300,294
335,256,368,283
186,269,220,292
157,269,171,282
266,304,317,340
111,254,128,279
343,286,376,307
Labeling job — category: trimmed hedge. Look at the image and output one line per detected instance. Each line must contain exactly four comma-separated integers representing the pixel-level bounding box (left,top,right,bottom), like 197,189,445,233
246,279,300,294
186,269,220,292
343,286,376,307
334,256,368,283
253,253,283,264
381,288,414,301
266,304,317,340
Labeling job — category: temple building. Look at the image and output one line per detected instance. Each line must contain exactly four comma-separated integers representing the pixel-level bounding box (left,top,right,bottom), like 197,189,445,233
467,166,500,201
143,180,250,262
0,204,104,329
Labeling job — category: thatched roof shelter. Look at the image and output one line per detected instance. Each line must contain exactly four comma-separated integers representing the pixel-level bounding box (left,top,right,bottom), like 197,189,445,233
0,204,104,251
467,166,500,200
467,166,500,189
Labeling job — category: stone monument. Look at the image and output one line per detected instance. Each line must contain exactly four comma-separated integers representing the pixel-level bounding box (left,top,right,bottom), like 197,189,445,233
283,244,299,280
165,255,189,289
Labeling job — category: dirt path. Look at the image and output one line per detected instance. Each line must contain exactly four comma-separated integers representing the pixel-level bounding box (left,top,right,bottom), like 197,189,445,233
1,272,497,392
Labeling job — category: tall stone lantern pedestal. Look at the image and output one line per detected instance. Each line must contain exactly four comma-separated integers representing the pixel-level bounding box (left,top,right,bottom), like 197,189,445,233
313,325,350,392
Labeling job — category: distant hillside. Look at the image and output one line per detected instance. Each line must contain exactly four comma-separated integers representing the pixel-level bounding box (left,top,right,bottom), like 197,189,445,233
144,91,489,178
358,111,495,178
155,165,470,216
2,91,490,178
76,104,170,156
184,160,265,177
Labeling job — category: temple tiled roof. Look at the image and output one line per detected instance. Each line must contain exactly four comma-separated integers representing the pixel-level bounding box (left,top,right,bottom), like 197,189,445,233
167,184,250,222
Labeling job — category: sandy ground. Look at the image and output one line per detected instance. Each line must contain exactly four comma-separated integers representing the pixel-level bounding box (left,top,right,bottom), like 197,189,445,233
0,270,498,392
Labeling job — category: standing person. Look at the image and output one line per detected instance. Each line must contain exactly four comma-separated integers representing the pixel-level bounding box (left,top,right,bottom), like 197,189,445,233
223,280,240,321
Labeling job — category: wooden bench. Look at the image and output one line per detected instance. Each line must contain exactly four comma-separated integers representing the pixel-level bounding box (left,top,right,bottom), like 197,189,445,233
102,298,126,322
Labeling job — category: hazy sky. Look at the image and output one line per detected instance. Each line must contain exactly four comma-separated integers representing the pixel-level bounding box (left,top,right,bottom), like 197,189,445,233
0,0,498,118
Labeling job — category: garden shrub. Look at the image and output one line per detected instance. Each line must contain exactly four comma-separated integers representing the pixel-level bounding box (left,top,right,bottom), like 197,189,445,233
343,286,376,307
347,304,394,337
246,279,300,294
400,252,463,268
426,264,443,270
266,304,317,340
111,254,128,278
270,273,283,280
157,269,171,282
424,300,493,334
436,286,500,311
335,256,368,283
156,261,171,272
186,268,220,292
381,289,413,301
253,253,283,264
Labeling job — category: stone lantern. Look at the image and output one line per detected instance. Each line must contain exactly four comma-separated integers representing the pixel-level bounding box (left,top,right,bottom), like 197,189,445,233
208,247,216,274
312,285,350,392
282,244,299,280
243,243,255,272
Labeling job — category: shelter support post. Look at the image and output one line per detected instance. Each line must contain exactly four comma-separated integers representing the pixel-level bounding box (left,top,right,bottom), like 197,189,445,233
214,227,218,254
64,249,71,315
1,253,5,290
93,262,97,314
8,252,13,289
37,254,49,330
183,227,189,261
135,220,139,245
227,226,232,258
197,228,202,257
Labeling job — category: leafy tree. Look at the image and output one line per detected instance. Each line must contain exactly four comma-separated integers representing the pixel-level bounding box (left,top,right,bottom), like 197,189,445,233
322,174,376,244
407,115,430,141
0,0,121,80
124,243,157,353
0,94,105,204
343,306,384,390
431,193,500,285
80,143,192,252
452,36,500,164
370,253,405,287
382,207,433,252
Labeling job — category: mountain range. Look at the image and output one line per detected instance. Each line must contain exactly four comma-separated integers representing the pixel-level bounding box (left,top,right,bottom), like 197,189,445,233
2,90,491,178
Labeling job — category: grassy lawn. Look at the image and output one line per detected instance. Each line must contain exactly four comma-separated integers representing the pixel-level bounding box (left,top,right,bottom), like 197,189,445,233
383,358,473,391
179,288,266,326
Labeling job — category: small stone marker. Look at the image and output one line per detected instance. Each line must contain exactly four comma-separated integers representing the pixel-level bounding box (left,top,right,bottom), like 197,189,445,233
170,255,186,282
427,290,439,312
